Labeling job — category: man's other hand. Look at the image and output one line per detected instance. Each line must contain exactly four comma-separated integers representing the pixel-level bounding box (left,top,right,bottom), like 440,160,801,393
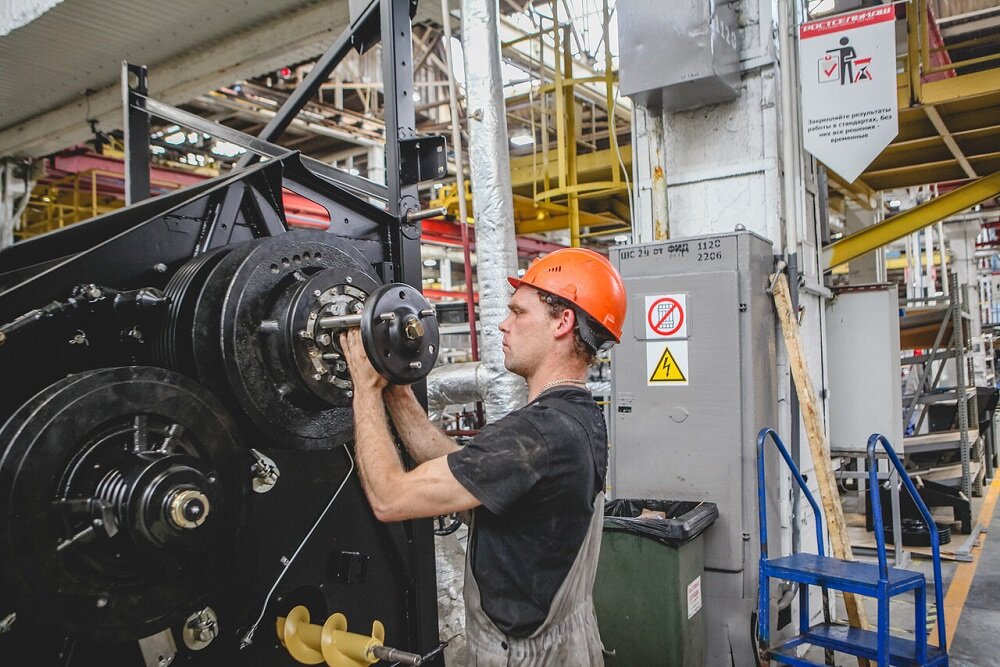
340,328,388,393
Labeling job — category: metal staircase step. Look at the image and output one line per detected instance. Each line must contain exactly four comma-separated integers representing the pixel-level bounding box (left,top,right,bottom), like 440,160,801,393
769,623,947,667
765,553,925,596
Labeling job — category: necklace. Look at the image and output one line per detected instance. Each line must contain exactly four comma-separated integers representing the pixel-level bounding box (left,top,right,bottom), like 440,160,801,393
538,377,589,393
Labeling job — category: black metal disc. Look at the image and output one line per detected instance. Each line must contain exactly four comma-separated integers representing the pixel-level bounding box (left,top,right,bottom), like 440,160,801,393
0,367,249,644
360,283,439,385
190,230,382,450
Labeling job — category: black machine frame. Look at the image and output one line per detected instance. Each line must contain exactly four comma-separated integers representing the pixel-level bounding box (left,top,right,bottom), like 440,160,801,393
0,1,447,664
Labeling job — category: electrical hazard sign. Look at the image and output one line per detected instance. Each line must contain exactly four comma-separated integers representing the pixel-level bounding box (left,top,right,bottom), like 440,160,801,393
646,341,689,386
644,293,688,339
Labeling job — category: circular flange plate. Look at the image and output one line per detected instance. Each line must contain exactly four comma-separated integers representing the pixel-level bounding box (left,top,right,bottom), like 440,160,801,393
360,283,439,385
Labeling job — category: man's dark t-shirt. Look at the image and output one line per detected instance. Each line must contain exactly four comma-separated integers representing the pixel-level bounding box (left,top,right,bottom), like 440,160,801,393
447,387,609,637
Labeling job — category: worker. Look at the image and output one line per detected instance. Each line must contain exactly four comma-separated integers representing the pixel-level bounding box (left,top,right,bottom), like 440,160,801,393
340,247,626,666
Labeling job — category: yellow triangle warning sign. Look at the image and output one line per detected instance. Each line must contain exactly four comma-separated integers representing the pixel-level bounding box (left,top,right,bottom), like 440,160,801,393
649,345,687,383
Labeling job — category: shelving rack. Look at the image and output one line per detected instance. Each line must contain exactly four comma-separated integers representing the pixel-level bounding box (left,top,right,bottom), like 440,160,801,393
901,273,983,498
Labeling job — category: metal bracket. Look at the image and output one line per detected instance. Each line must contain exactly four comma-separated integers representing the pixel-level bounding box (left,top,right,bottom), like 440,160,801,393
138,628,178,667
399,136,448,186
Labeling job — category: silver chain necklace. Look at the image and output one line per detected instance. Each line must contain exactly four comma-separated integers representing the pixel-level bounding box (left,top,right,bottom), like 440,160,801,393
538,377,589,393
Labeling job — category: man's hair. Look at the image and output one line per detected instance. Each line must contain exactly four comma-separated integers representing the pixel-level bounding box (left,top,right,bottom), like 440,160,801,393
538,291,598,365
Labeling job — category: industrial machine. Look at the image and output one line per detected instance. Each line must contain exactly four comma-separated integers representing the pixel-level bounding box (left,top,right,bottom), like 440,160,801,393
0,1,445,665
609,230,779,667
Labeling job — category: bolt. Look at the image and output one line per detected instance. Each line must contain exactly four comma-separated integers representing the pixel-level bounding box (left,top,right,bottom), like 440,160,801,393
419,308,435,317
96,595,109,608
153,263,168,273
346,276,353,283
318,333,332,346
313,373,323,381
353,302,365,313
380,312,396,322
346,390,354,398
85,285,103,300
409,361,422,370
280,556,290,566
313,289,322,297
298,330,311,340
322,352,341,361
404,317,425,340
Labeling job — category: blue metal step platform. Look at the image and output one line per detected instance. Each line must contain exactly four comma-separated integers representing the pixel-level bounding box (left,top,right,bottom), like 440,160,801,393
755,428,948,667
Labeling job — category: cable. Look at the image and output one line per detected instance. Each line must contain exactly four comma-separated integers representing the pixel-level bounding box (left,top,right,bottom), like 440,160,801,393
612,87,635,234
239,444,356,649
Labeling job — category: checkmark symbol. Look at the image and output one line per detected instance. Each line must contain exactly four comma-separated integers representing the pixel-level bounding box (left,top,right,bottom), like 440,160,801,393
824,64,837,76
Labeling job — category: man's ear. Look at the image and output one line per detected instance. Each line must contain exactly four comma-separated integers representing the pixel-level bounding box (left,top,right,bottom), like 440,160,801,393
553,307,576,339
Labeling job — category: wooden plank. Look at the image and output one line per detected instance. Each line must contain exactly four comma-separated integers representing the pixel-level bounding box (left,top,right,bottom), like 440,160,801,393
772,272,871,667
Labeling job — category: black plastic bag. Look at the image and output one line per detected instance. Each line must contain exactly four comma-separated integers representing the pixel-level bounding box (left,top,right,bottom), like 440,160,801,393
603,499,719,546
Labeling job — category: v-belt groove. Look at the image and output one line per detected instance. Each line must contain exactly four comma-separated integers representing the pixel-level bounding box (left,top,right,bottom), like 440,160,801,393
822,169,1000,272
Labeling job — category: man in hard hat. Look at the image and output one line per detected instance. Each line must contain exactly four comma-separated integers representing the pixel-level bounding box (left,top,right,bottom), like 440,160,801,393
340,247,626,666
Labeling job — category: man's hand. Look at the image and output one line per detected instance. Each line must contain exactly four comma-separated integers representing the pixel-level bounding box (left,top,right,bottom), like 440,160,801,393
340,328,388,393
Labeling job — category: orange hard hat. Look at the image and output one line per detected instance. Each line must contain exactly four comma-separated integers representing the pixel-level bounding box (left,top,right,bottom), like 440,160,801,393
507,247,626,343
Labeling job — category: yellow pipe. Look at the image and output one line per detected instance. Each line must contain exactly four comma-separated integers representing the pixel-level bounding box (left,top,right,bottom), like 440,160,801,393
822,170,1000,272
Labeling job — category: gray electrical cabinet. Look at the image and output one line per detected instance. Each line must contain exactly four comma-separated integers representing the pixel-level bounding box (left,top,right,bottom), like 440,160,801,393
609,231,778,667
827,285,904,453
617,0,741,111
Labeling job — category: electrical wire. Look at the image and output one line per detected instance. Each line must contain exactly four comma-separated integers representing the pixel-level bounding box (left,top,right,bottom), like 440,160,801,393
239,444,356,649
612,87,635,235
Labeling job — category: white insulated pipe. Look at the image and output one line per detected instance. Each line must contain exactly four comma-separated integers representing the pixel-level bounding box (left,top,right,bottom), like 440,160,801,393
460,0,527,422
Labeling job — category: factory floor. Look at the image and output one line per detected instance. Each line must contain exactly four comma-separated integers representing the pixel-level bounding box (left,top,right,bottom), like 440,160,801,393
803,475,1000,666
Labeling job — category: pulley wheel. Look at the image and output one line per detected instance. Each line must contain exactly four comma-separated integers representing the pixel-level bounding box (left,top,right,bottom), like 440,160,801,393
0,367,249,643
360,283,440,384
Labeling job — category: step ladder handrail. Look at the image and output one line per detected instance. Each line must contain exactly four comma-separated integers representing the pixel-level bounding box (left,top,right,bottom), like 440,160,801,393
757,427,826,559
866,432,948,654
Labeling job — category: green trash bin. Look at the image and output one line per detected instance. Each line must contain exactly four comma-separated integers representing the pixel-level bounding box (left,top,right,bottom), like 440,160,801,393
594,499,719,667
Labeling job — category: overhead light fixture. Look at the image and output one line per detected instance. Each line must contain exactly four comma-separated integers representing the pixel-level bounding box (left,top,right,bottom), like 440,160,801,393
510,131,534,147
614,235,629,244
423,259,438,267
164,132,186,145
888,199,901,209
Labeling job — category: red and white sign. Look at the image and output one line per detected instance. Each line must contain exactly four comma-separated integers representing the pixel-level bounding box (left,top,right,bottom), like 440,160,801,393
799,6,898,183
644,294,687,339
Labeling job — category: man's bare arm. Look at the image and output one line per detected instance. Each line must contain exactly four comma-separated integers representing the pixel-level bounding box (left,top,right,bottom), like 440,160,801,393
352,385,478,522
384,385,459,463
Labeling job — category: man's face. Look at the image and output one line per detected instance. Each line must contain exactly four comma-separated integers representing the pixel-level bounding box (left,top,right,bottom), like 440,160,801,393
499,286,556,377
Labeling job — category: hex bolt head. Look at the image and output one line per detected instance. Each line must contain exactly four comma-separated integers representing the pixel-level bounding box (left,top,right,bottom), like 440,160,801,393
404,317,425,340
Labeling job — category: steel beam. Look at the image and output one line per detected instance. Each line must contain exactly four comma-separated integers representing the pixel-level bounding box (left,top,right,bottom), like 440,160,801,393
826,170,877,210
137,95,388,201
924,105,978,179
822,169,1000,272
123,63,151,205
237,0,378,169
